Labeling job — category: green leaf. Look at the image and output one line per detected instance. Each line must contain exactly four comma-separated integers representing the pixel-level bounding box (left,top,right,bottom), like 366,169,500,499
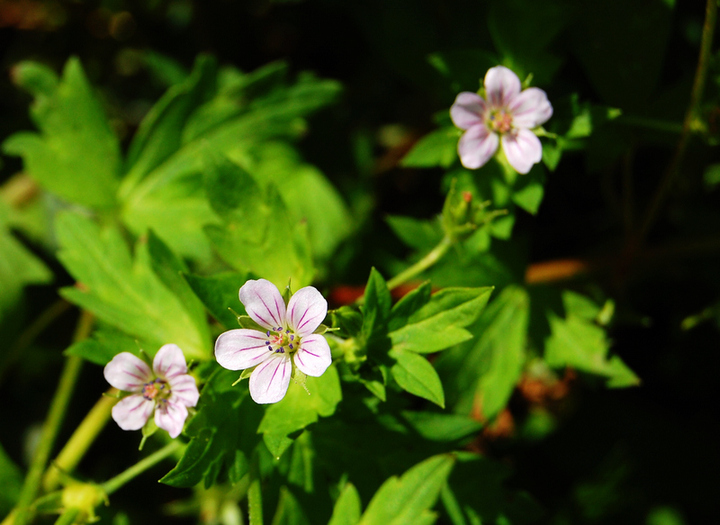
390,349,445,407
161,368,264,488
400,411,482,442
0,205,52,321
0,441,23,516
360,268,392,343
204,154,313,289
232,141,353,265
328,483,362,525
55,211,209,361
437,286,529,419
258,366,342,458
357,454,455,525
64,326,139,366
389,287,493,354
3,58,120,209
184,271,250,329
544,310,640,388
270,487,310,525
385,216,443,252
511,167,545,215
122,55,217,192
401,127,461,169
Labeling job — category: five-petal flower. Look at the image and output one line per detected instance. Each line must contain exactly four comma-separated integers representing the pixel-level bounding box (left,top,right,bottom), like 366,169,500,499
104,344,199,438
215,279,332,404
450,65,553,174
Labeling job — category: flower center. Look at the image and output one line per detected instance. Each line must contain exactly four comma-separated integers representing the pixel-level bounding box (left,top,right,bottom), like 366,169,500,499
142,378,170,402
487,109,513,134
264,327,298,355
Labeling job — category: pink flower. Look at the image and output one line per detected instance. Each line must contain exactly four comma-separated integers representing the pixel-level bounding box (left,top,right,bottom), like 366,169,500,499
450,66,553,174
103,344,199,438
215,279,332,404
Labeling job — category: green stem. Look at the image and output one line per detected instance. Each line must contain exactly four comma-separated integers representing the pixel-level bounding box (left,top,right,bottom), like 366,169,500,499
101,440,184,495
13,310,94,525
247,456,263,525
43,389,118,492
635,0,716,244
385,235,454,292
618,115,684,134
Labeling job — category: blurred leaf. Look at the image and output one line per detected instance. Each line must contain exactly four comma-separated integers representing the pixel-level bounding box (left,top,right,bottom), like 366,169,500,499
10,61,58,97
270,487,311,525
204,154,313,289
511,167,545,215
3,58,120,209
0,205,52,322
0,441,23,516
385,216,443,252
232,141,353,265
357,454,455,525
438,286,529,418
64,326,139,366
544,310,640,388
328,483,362,525
161,368,263,488
56,211,209,361
427,49,498,96
122,55,217,192
389,349,445,407
258,366,342,458
400,127,460,169
184,271,250,329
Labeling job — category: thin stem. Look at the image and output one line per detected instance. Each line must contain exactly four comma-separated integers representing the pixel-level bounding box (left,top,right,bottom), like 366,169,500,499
385,235,454,292
635,0,717,244
43,389,118,492
247,456,263,525
13,311,94,525
101,440,184,496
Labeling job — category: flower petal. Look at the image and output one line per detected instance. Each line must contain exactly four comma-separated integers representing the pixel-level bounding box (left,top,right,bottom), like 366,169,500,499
501,129,543,174
239,279,287,330
509,87,553,129
484,66,521,107
215,329,274,370
450,92,486,130
111,394,154,431
155,401,188,438
104,353,152,392
457,125,499,169
168,374,200,408
294,335,332,377
249,354,292,404
153,344,187,379
287,286,327,336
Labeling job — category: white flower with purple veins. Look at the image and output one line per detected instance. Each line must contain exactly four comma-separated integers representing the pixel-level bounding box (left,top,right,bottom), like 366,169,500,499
103,344,199,438
451,65,553,174
215,279,332,404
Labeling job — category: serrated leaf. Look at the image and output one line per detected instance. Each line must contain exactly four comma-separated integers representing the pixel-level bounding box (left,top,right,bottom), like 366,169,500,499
390,349,445,408
184,271,250,329
3,58,120,209
204,154,313,289
358,454,455,525
437,286,529,418
63,326,139,366
544,311,639,388
389,287,493,354
55,211,209,361
401,127,461,169
258,366,342,458
328,483,362,525
161,368,264,488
